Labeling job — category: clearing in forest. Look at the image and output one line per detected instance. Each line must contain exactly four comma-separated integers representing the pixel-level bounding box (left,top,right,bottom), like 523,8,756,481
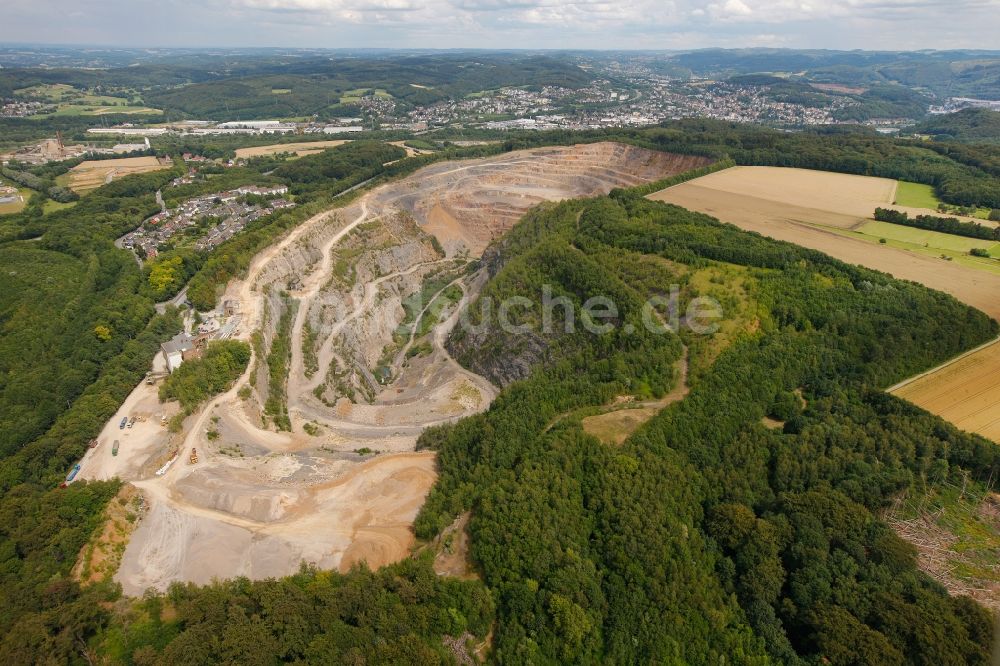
895,181,941,209
890,339,1000,445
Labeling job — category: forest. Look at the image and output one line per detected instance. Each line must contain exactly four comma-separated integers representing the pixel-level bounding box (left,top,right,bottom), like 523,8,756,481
158,340,251,414
874,207,1000,240
40,183,996,665
0,52,593,123
417,192,1000,663
910,108,1000,145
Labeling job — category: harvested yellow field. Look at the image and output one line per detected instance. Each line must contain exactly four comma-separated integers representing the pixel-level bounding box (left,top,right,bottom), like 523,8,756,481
234,140,352,159
891,340,1000,444
651,166,1000,321
662,166,898,222
65,156,169,193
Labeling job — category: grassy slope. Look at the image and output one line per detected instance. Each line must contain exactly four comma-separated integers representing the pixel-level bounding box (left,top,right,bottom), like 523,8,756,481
895,180,941,209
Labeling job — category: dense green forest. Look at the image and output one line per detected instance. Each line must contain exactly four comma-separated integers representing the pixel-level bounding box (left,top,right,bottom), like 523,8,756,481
417,192,1000,663
0,140,455,663
723,76,932,121
0,158,188,662
669,48,1000,98
910,108,1000,145
75,184,1000,664
0,52,593,123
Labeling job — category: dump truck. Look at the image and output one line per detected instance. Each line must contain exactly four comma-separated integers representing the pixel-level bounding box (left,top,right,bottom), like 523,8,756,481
112,439,120,456
189,448,199,465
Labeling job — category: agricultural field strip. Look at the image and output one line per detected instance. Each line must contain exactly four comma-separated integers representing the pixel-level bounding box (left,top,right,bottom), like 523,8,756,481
887,336,1000,393
651,167,1000,321
888,338,1000,442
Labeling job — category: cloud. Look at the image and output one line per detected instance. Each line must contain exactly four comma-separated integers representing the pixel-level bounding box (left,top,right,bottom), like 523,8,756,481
0,0,997,49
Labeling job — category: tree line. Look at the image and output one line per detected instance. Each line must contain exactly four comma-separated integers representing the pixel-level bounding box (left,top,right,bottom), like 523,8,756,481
874,207,1000,240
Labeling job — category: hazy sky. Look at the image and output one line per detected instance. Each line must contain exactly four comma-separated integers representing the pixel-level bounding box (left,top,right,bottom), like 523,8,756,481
3,0,999,50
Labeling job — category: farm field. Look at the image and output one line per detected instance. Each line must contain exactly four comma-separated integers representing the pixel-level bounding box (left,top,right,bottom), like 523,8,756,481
651,166,1000,321
858,220,999,254
234,140,353,159
843,221,1000,274
61,156,170,193
891,339,1000,444
656,166,898,220
48,104,162,117
340,88,391,103
895,180,941,209
892,180,995,221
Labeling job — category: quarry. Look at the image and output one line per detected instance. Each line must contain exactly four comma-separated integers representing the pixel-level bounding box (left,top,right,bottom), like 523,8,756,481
86,142,707,594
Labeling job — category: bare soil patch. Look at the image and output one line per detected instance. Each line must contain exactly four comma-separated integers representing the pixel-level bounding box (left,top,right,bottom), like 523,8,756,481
432,511,477,579
73,485,145,584
885,484,1000,613
582,347,689,445
234,140,352,159
65,156,169,193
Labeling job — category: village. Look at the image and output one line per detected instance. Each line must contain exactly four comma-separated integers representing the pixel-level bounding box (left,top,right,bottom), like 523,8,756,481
120,184,294,259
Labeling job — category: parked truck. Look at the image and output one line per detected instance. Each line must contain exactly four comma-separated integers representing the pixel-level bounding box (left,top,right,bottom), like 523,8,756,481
112,439,120,456
119,417,128,430
65,464,81,484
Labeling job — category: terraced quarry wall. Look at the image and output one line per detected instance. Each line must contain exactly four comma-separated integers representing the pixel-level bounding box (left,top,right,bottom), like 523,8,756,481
387,142,713,255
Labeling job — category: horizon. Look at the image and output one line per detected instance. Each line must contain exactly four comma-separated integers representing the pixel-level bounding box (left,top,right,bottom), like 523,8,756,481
3,0,999,52
4,42,1000,55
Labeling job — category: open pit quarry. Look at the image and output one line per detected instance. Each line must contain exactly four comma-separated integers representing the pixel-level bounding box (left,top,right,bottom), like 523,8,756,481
95,142,710,595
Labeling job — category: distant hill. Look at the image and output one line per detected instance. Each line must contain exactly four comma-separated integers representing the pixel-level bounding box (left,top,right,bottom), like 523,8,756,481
0,53,594,121
911,108,1000,144
672,48,1000,99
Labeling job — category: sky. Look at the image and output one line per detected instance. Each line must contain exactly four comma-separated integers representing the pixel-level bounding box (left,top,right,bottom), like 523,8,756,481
2,0,999,51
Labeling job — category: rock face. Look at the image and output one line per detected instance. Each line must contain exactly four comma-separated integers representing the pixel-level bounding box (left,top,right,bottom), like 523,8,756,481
304,211,448,405
370,141,714,257
448,325,549,388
